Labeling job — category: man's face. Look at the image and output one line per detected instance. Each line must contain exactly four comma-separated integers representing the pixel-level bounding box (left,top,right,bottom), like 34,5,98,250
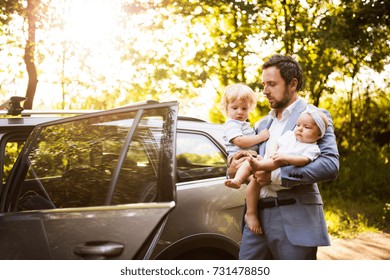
261,66,296,110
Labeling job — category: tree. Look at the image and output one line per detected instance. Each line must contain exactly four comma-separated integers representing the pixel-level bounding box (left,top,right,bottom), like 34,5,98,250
318,0,390,140
23,0,40,109
1,0,389,117
1,0,41,109
155,0,342,114
155,0,269,122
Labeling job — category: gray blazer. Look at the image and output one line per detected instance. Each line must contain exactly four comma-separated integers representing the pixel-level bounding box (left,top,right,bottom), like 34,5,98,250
254,99,339,246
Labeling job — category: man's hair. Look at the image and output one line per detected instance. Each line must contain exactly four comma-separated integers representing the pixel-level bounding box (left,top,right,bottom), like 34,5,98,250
262,54,303,91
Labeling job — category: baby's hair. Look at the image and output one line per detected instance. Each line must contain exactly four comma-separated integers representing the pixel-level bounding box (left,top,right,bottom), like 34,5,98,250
219,84,258,115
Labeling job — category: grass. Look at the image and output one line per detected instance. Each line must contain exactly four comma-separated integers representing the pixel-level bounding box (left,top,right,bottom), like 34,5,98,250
322,196,389,238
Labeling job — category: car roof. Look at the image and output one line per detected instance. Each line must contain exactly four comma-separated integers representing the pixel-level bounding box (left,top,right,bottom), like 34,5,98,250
177,116,225,145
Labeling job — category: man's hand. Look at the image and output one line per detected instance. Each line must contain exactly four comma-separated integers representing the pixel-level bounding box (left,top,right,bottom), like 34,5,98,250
227,150,253,178
253,170,272,187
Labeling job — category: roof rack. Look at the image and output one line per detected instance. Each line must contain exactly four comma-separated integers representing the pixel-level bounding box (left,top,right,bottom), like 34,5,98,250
0,97,170,117
20,110,100,115
0,96,101,117
0,110,100,117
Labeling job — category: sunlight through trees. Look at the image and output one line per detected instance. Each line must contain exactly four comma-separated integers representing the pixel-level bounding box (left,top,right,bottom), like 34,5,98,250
0,0,389,231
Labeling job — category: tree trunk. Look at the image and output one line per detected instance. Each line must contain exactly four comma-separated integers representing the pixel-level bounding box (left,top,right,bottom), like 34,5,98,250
23,0,40,110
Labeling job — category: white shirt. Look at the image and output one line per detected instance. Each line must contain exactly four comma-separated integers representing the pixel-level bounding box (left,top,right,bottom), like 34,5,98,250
223,119,258,156
277,130,320,161
260,99,301,198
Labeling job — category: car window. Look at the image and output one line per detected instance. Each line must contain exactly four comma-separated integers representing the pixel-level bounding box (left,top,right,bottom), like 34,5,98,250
111,117,164,204
176,132,226,182
2,141,24,184
0,133,30,185
9,107,176,212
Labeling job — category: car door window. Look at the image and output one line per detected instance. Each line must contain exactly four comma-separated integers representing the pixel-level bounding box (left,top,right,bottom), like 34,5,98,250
8,107,176,211
176,132,226,182
2,139,26,185
111,117,164,204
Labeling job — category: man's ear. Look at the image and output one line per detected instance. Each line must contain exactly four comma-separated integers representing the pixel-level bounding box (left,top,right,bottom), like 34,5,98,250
289,78,298,91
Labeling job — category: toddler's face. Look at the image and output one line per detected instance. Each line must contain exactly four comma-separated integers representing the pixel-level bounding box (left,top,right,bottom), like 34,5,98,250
227,99,250,122
294,113,322,143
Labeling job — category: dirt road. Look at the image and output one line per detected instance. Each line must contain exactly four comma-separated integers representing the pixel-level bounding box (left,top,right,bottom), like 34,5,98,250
318,231,390,260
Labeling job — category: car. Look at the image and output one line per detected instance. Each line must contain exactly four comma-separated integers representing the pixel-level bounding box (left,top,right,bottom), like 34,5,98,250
0,97,246,259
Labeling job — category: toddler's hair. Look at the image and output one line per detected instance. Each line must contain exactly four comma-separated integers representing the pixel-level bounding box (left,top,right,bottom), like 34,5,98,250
219,84,258,115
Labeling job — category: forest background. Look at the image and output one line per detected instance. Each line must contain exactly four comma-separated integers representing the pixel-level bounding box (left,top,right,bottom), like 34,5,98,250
1,0,389,237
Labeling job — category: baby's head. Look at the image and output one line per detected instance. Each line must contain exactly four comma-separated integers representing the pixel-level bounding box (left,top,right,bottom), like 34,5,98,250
295,108,329,143
219,84,258,117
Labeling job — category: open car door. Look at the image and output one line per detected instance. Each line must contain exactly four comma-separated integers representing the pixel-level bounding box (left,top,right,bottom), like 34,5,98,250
0,101,178,259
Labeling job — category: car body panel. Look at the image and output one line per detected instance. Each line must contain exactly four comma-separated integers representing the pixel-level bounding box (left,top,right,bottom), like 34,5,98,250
153,177,246,259
0,203,174,259
0,211,51,259
43,204,174,260
152,119,246,259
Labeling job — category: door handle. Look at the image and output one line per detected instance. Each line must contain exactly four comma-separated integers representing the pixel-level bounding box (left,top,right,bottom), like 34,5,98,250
73,241,124,260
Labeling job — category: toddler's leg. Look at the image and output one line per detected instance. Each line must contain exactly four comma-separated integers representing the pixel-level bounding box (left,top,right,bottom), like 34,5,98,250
244,178,263,235
225,160,252,189
224,178,241,189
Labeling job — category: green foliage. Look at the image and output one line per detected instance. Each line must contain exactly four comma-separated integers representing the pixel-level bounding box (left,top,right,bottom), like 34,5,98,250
320,81,390,201
338,145,389,199
321,193,387,237
324,208,378,238
2,0,389,115
0,1,389,235
2,141,24,183
320,81,390,236
383,203,390,229
0,0,23,27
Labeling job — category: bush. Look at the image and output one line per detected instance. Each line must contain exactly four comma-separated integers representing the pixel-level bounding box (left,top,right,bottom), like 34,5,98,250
320,192,388,237
328,142,390,200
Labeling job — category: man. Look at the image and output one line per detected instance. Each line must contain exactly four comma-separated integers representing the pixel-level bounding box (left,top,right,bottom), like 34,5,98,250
228,54,339,260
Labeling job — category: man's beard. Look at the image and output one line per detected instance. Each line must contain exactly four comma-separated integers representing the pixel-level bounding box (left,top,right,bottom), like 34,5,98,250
270,87,292,109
